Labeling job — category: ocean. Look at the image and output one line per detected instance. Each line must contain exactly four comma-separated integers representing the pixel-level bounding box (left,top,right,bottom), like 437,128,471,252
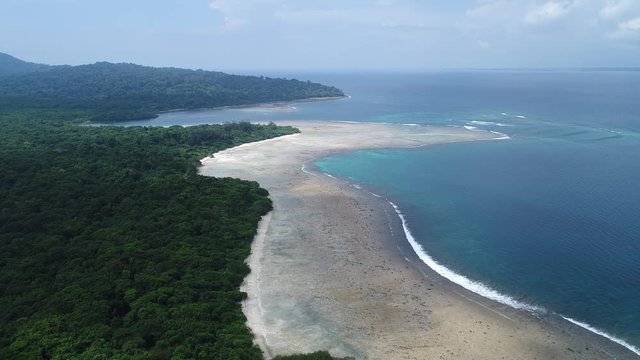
122,71,640,355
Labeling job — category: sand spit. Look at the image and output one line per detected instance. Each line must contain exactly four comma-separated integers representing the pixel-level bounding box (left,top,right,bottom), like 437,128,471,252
199,121,636,360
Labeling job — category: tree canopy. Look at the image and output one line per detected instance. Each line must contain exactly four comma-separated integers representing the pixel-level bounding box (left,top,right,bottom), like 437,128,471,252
0,53,344,122
0,112,299,359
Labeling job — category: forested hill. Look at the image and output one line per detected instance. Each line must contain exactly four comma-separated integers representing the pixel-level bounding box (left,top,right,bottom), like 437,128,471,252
0,53,344,122
0,53,50,77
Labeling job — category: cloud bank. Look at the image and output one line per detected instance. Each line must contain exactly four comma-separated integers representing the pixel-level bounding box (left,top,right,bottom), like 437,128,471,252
1,0,638,70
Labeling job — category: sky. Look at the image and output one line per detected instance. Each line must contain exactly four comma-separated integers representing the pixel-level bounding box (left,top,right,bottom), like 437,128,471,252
0,0,639,72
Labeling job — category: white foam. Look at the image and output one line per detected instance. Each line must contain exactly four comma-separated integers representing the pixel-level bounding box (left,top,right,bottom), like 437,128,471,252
323,172,337,179
489,130,511,140
470,121,495,126
603,128,622,135
464,125,478,131
389,201,541,312
352,184,362,190
561,316,640,357
330,120,394,126
470,121,511,127
301,163,317,176
501,112,526,119
403,123,420,126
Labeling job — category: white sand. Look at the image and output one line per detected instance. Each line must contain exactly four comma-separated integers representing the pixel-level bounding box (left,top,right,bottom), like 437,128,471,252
200,121,636,360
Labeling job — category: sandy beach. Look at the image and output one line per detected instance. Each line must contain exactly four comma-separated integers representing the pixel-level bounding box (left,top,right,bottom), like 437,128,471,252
199,121,637,360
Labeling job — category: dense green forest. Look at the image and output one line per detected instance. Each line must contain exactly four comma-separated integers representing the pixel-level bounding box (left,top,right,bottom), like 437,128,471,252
0,53,344,122
0,111,301,359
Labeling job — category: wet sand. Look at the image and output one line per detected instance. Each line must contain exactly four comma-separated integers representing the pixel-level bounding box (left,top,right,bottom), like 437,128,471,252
199,121,636,359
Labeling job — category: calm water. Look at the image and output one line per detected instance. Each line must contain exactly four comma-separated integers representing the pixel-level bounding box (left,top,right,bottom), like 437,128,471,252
130,71,640,354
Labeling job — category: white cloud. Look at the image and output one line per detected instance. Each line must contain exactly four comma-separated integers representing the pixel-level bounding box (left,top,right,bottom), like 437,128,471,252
466,1,512,20
620,17,640,31
210,0,246,30
209,0,441,30
599,0,636,19
611,15,640,40
209,0,249,14
219,16,247,30
598,0,640,41
202,0,640,68
525,1,574,24
209,0,285,30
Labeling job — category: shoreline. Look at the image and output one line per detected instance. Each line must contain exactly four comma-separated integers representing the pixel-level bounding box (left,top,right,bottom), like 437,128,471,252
356,180,640,358
241,212,273,358
311,161,640,359
159,95,348,115
200,120,638,359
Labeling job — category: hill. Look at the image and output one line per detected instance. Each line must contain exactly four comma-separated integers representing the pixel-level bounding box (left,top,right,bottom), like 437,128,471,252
0,52,50,77
0,53,344,122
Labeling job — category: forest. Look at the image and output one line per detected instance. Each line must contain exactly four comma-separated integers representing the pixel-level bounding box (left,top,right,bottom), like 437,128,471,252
0,52,50,77
0,54,346,359
0,111,301,359
0,53,344,122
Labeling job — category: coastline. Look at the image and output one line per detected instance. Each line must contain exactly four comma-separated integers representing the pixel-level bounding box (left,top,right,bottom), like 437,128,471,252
158,96,348,115
199,121,637,359
241,212,273,358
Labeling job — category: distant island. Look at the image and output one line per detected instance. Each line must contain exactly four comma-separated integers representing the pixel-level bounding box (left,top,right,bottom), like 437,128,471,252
0,52,344,122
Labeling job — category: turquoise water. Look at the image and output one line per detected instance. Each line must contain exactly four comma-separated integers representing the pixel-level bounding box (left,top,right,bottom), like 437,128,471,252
313,72,640,354
131,71,640,354
316,138,640,352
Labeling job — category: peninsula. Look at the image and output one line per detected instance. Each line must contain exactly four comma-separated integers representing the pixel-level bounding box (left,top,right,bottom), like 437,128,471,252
0,52,344,122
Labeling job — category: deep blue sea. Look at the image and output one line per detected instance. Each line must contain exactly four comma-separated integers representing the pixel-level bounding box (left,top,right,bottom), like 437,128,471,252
125,71,640,355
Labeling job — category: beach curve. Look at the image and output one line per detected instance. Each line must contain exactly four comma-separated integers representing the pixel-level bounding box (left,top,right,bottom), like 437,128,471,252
199,121,636,359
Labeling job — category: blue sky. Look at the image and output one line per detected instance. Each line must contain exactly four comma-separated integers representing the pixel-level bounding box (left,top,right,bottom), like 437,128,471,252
1,0,639,71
